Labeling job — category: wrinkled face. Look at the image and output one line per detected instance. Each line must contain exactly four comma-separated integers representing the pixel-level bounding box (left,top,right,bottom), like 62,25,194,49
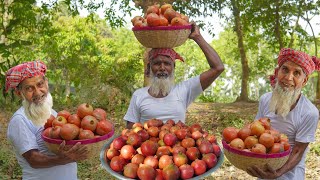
277,61,308,91
17,75,52,126
150,55,174,79
18,75,49,105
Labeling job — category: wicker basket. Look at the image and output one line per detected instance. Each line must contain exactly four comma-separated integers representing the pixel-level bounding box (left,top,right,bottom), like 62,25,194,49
132,25,192,48
41,127,114,161
222,140,290,171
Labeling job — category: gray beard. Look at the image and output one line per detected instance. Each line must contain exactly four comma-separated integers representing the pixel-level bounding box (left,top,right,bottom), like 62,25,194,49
149,71,175,97
22,93,53,126
269,82,301,118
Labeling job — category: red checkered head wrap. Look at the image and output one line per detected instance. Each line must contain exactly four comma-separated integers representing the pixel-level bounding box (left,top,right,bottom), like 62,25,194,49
145,48,184,76
270,48,320,87
5,60,47,92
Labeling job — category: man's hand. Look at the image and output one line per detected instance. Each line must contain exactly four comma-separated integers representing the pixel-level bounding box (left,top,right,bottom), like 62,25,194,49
247,163,280,179
58,141,88,161
189,21,201,40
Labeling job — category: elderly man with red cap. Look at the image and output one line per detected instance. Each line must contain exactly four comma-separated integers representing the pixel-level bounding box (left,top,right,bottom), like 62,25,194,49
247,48,320,179
5,61,87,180
124,22,225,128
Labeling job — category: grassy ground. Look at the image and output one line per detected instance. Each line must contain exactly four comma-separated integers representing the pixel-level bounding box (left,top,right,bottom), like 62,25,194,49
0,102,319,179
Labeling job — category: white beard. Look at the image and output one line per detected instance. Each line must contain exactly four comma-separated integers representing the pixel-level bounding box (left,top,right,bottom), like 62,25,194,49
269,82,301,118
22,93,53,126
149,70,175,97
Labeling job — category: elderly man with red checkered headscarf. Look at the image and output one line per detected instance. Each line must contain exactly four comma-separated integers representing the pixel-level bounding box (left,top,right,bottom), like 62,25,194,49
5,60,87,180
247,48,320,180
124,22,224,128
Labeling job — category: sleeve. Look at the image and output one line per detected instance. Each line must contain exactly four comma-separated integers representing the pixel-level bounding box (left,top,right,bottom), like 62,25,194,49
255,95,265,120
123,93,140,123
295,110,319,143
179,75,203,107
7,115,39,155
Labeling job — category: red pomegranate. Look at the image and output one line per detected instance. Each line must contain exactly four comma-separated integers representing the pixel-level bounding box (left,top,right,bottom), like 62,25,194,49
52,116,67,127
60,123,80,140
92,108,107,121
191,159,207,175
137,164,156,180
162,164,180,180
123,163,139,179
96,120,113,136
67,114,81,127
81,115,98,132
44,114,55,129
179,164,194,180
57,110,71,119
78,129,94,140
77,103,93,119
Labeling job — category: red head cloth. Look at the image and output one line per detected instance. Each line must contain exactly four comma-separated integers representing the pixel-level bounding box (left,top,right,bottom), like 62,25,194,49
270,48,320,87
148,48,184,63
5,60,47,92
145,48,184,76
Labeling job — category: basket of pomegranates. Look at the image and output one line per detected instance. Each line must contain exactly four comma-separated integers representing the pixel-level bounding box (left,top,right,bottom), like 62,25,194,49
100,119,224,180
41,103,115,160
222,117,291,172
131,3,192,48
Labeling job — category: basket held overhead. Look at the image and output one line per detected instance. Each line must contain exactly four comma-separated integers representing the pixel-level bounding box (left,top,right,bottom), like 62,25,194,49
132,25,192,48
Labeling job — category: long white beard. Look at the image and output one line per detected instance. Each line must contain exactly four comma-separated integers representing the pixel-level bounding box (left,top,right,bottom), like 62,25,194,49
22,93,53,126
149,71,175,97
269,82,301,117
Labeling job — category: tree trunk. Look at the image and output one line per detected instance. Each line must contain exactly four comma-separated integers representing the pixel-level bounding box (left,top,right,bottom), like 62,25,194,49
274,0,283,50
231,0,250,102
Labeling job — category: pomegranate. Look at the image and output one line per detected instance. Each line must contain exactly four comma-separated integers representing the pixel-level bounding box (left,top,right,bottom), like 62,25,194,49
251,143,267,154
67,114,81,127
222,127,239,143
77,103,93,119
266,129,281,143
259,132,275,148
171,17,188,26
110,156,126,172
112,136,126,150
43,127,52,137
148,126,160,137
250,121,265,137
163,8,177,22
144,156,159,169
162,164,180,180
131,154,145,164
198,141,214,154
81,115,98,132
191,130,203,140
212,144,221,157
191,159,207,175
137,164,156,180
59,123,80,140
237,127,251,141
137,129,149,142
146,4,160,15
156,146,172,157
57,110,71,119
120,145,136,160
205,134,217,144
163,133,177,146
44,114,55,129
170,125,181,134
159,15,168,26
179,164,194,180
50,126,62,139
165,119,175,126
132,122,143,128
202,153,217,169
269,143,284,154
158,139,166,147
172,145,186,155
181,138,195,148
159,130,169,140
141,140,158,156
244,136,259,149
180,14,189,22
186,147,200,161
259,117,271,130
155,169,164,180
160,3,172,15
147,118,164,127
78,129,95,140
146,13,160,27
159,155,173,169
126,132,142,148
229,138,245,150
123,163,139,179
52,116,67,127
92,108,107,121
106,148,120,160
173,152,188,167
96,120,113,136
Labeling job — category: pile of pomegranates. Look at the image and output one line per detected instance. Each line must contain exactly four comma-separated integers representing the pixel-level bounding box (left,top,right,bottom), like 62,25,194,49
104,119,221,180
131,3,190,28
42,103,113,141
222,117,290,154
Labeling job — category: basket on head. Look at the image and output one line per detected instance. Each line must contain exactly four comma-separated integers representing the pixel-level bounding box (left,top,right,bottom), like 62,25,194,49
42,127,114,161
222,140,290,171
132,25,192,48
